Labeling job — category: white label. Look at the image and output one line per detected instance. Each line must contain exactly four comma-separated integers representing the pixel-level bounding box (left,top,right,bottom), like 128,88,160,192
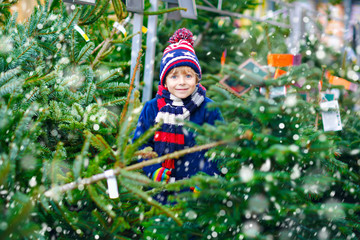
74,25,90,42
320,100,342,132
330,89,340,100
113,22,127,37
104,170,119,199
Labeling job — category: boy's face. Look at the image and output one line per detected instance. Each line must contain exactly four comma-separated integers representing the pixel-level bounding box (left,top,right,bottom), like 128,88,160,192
165,66,197,99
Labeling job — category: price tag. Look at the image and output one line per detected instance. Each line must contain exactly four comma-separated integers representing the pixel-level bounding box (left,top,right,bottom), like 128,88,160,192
74,25,90,42
320,100,342,132
104,170,119,199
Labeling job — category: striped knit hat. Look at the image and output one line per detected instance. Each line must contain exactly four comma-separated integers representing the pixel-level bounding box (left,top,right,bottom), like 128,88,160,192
159,28,201,86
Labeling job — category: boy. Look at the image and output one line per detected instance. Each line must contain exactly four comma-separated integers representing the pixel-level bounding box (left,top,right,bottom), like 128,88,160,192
133,28,222,203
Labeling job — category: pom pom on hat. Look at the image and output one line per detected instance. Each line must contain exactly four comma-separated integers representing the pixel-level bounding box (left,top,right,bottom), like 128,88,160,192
159,28,201,86
168,28,194,45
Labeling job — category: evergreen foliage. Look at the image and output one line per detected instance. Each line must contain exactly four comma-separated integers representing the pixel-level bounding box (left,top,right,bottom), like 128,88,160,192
0,0,149,238
1,0,360,239
141,64,360,239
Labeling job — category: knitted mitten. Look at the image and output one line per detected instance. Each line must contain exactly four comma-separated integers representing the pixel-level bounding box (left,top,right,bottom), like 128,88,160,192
152,167,172,183
190,185,201,193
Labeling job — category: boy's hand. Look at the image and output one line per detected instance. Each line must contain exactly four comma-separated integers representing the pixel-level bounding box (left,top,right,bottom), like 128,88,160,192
190,185,201,193
152,167,172,183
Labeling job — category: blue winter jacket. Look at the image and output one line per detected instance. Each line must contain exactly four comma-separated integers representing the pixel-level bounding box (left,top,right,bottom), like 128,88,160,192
133,97,222,181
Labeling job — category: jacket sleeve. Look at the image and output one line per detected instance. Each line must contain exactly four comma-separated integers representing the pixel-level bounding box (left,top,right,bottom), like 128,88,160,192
132,101,162,178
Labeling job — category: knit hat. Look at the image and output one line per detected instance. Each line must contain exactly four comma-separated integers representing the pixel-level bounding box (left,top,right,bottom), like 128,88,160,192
159,28,201,86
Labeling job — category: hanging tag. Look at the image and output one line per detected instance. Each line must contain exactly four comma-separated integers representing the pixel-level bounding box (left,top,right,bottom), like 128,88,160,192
320,100,342,132
113,22,127,37
104,170,119,199
267,54,301,67
74,25,90,42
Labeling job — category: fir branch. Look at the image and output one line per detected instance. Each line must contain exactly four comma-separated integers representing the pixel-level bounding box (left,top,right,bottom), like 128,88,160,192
91,39,106,55
24,71,56,86
91,38,112,67
76,42,95,64
87,185,116,218
121,178,183,226
100,97,127,107
6,89,16,110
24,88,39,103
0,67,20,86
84,83,96,105
73,134,91,179
123,122,162,160
92,210,110,232
0,159,10,186
111,0,124,22
1,194,34,239
7,42,35,68
111,31,140,44
97,83,128,93
63,8,80,32
143,7,187,16
70,29,76,62
98,45,115,61
0,80,22,98
119,49,142,125
44,134,252,196
37,42,57,54
51,201,83,234
125,134,252,171
265,25,272,54
80,0,110,26
118,169,161,187
96,68,123,86
95,134,118,160
51,142,65,186
79,0,102,24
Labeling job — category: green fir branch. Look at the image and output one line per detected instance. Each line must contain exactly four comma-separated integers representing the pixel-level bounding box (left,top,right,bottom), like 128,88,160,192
76,41,95,64
87,185,116,218
121,178,183,226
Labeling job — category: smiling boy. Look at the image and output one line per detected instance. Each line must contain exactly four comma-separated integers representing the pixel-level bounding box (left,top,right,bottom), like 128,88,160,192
133,28,222,203
165,66,197,99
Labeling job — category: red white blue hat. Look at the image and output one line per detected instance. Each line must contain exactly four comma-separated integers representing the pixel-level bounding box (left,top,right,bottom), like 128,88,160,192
159,28,201,86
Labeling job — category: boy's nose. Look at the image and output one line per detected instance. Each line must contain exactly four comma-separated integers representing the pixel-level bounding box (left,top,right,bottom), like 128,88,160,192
179,76,185,84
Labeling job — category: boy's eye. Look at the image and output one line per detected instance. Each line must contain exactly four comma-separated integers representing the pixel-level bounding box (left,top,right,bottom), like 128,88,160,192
186,74,192,78
171,75,177,79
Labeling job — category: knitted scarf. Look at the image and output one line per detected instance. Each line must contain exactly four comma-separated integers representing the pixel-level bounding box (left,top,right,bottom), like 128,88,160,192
154,84,206,169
